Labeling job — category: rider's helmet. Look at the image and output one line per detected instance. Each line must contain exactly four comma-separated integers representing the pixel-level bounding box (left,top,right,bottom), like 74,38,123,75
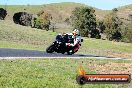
73,29,80,36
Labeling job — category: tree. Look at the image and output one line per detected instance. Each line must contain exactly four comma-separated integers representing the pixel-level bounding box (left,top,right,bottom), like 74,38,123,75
104,8,123,41
71,7,96,37
126,28,132,43
96,20,105,33
123,24,132,43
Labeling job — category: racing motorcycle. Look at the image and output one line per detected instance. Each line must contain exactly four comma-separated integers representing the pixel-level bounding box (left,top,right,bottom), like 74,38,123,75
46,33,83,55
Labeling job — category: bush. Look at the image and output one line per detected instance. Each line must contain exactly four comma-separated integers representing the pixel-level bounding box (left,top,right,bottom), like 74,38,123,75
13,12,33,26
105,29,122,41
33,11,51,31
96,20,105,33
90,29,101,39
0,8,7,20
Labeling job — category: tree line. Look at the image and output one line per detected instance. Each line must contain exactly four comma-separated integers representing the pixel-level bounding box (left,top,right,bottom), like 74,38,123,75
71,7,132,43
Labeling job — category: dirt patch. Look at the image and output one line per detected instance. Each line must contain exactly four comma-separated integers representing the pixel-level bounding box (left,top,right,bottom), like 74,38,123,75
108,52,132,59
87,62,132,75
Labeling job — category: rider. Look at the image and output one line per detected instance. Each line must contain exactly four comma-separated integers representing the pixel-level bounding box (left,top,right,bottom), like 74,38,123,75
66,29,81,53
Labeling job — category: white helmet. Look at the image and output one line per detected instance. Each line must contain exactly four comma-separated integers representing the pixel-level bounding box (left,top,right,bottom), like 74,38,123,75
73,29,80,36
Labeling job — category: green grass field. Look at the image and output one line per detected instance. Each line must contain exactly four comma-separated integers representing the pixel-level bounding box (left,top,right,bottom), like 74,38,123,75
1,58,130,88
0,20,56,50
78,38,132,57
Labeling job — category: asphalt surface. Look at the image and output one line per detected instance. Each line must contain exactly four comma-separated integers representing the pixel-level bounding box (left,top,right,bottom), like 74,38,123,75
0,48,130,60
0,48,100,57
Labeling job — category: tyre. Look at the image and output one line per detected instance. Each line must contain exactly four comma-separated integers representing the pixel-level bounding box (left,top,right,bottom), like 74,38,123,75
61,52,65,54
46,44,54,53
67,50,73,55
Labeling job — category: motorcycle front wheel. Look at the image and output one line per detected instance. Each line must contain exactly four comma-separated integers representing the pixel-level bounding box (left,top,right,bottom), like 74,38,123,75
46,44,54,53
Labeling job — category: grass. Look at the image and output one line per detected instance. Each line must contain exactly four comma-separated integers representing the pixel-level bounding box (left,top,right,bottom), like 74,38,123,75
0,20,56,50
0,58,121,88
0,41,44,51
77,38,132,58
80,38,132,52
81,58,132,65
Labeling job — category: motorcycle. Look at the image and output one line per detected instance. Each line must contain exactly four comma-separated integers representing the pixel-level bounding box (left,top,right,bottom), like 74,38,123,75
46,33,83,55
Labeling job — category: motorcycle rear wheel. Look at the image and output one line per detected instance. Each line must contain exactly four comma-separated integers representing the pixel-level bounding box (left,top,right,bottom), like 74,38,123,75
67,50,74,55
61,52,65,54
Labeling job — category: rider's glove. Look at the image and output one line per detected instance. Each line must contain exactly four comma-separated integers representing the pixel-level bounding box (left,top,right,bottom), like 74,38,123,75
69,44,74,47
66,43,74,47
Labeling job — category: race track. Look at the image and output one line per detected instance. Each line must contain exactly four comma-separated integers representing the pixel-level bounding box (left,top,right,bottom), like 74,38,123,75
0,48,130,60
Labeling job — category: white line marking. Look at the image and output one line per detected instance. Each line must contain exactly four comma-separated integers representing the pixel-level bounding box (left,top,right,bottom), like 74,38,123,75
0,57,131,60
